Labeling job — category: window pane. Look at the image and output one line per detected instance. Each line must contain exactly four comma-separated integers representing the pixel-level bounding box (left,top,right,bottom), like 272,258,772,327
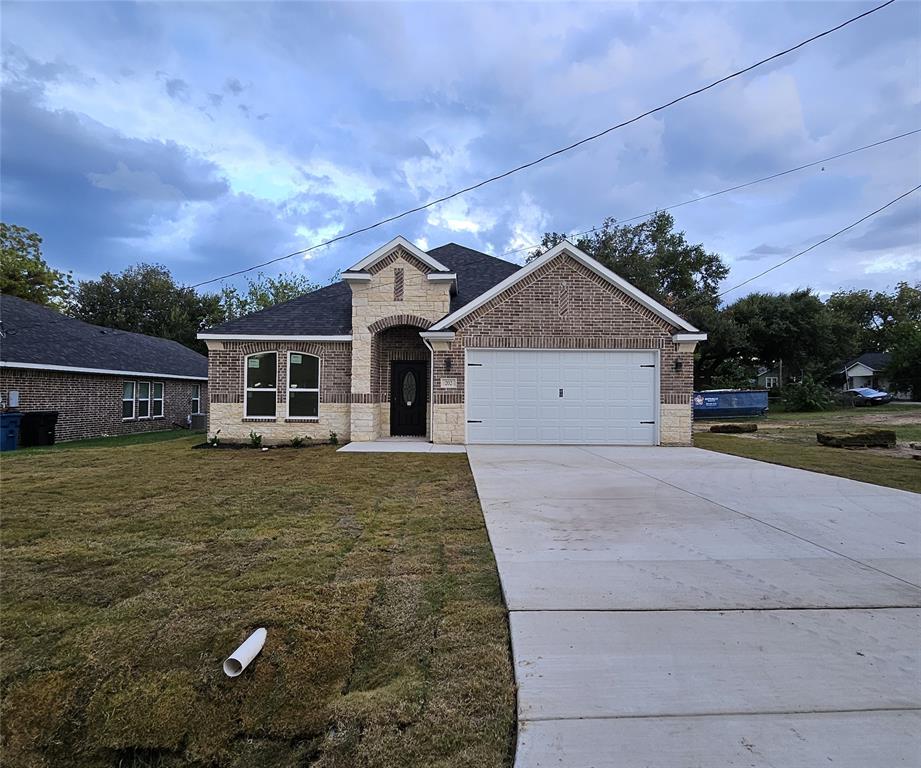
289,391,319,418
122,399,133,418
123,382,134,400
289,354,319,389
138,399,150,418
246,390,276,417
246,353,277,388
138,382,150,399
152,399,163,417
153,382,164,398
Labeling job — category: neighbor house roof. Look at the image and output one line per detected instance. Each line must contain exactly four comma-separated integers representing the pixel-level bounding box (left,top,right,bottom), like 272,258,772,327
0,295,208,380
844,351,892,372
200,243,522,338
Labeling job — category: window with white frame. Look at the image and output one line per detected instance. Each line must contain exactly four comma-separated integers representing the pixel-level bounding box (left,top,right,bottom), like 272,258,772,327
122,381,135,419
245,352,277,417
191,383,201,414
287,352,320,419
764,376,779,389
152,382,164,418
137,381,151,418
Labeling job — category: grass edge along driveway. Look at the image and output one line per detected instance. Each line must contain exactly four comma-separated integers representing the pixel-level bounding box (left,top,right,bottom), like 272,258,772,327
0,436,516,767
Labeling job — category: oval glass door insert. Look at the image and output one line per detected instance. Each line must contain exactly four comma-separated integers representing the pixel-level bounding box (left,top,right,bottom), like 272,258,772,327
402,370,417,406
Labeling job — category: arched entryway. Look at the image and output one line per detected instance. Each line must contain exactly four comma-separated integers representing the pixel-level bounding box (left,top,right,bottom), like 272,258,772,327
370,319,431,438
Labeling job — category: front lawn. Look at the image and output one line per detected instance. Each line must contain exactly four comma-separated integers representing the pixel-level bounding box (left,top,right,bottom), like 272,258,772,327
694,404,921,493
0,437,515,767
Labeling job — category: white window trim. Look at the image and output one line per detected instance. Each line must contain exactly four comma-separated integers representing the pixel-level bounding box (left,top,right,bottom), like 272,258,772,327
137,380,151,420
191,383,202,415
122,381,136,421
152,381,165,419
764,376,779,389
244,352,278,419
286,351,321,421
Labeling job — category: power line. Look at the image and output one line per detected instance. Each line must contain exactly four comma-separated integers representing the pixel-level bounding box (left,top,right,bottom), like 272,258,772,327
715,183,921,300
190,0,896,289
500,128,921,258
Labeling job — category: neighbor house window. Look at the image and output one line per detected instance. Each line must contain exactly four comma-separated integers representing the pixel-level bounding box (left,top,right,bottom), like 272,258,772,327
137,381,151,419
152,382,164,418
245,352,277,417
765,376,778,389
191,384,201,414
287,352,320,419
122,382,135,420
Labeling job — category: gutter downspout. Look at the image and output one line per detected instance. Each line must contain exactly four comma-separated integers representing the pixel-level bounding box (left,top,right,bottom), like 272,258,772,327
422,336,436,444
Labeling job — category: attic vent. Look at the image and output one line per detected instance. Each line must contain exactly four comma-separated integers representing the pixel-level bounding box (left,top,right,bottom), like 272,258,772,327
394,268,404,302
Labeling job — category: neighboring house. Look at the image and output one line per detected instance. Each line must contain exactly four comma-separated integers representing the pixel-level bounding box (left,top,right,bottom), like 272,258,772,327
0,295,208,442
200,237,706,446
756,367,780,389
841,352,893,391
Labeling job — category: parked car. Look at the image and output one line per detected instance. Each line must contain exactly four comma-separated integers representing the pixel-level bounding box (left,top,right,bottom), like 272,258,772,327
846,387,892,406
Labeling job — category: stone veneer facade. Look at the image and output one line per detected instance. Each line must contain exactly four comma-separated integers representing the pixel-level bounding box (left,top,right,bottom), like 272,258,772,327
205,243,699,446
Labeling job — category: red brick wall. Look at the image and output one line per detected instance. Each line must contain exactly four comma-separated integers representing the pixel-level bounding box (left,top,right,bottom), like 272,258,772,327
433,254,694,404
0,368,207,442
207,341,351,405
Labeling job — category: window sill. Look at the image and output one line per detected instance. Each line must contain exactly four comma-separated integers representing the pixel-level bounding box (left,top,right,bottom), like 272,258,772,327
285,417,319,422
122,417,135,421
243,417,277,422
152,416,164,420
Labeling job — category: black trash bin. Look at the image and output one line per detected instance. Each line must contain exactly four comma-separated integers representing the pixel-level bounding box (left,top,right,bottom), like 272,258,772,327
18,411,58,447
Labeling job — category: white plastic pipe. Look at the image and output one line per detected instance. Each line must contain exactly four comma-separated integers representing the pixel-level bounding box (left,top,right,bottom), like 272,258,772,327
223,627,267,677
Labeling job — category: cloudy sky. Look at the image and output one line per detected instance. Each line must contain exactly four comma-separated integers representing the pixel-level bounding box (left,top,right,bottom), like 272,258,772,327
2,1,919,302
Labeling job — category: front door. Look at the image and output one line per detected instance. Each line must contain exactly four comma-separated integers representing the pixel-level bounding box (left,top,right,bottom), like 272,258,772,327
391,361,427,436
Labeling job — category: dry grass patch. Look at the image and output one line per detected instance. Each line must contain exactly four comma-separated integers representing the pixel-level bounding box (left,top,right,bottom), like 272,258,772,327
0,438,515,767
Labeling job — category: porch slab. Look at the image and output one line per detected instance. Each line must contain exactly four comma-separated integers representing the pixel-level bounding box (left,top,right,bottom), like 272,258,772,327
337,440,466,454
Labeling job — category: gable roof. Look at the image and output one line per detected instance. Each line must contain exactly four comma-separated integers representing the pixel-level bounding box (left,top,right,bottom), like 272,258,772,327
200,242,521,337
0,295,208,379
428,240,701,333
345,236,451,274
844,351,891,372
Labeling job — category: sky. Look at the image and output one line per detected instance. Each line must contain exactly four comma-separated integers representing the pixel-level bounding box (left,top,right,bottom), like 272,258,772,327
2,1,920,304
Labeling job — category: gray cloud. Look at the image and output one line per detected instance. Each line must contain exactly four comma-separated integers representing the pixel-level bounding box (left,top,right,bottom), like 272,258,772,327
224,77,244,95
164,77,188,99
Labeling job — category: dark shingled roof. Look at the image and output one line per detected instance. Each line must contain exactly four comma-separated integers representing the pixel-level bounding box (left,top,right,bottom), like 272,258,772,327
1,295,208,379
202,243,522,335
845,351,892,371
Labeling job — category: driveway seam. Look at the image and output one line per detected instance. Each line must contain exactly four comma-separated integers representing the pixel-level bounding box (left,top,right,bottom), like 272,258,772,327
578,446,921,592
520,706,921,723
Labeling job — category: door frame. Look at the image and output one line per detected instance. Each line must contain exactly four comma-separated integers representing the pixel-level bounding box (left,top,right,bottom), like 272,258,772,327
390,360,428,437
463,347,661,445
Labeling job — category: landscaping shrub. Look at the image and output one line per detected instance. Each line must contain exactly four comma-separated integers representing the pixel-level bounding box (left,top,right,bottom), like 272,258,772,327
782,376,835,412
248,430,262,448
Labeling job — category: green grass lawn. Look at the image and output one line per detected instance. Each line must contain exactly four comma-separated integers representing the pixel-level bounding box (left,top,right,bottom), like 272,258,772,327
13,427,204,453
694,405,921,494
0,437,515,767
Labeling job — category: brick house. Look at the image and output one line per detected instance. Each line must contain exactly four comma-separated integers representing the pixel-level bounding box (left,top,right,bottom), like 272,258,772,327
200,237,706,446
0,295,207,442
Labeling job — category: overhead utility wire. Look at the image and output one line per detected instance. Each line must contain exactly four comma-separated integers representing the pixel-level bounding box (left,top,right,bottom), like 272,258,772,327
499,127,921,258
190,0,896,288
714,183,921,300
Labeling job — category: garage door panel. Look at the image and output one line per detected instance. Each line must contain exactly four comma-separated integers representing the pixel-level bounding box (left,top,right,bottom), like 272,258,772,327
466,349,659,445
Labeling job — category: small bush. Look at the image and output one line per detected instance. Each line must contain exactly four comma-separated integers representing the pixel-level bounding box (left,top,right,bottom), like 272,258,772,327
248,430,263,448
208,430,221,448
782,376,835,412
290,436,305,448
328,431,339,445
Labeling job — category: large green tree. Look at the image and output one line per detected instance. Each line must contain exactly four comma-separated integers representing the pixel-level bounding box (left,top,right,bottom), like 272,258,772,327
219,271,320,321
825,282,921,356
0,223,73,307
69,264,224,353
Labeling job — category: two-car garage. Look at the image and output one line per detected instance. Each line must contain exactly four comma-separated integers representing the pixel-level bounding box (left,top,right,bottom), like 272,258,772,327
464,349,659,445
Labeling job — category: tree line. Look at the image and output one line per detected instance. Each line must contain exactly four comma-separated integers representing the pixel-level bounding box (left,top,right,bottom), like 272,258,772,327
2,219,919,397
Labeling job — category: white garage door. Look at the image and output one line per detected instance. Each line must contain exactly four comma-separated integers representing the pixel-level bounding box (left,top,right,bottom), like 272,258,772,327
466,349,658,445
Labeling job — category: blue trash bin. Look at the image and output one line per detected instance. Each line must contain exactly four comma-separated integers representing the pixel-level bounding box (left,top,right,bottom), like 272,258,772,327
0,412,23,452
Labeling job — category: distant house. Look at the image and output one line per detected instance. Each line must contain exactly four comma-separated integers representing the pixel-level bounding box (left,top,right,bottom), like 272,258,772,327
755,366,781,389
840,352,897,393
0,295,207,442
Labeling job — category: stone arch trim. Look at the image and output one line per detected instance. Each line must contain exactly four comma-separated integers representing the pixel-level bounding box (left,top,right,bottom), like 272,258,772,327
368,314,433,334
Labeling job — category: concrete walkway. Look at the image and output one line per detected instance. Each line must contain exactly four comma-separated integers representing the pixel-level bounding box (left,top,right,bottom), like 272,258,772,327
337,440,465,453
467,445,921,767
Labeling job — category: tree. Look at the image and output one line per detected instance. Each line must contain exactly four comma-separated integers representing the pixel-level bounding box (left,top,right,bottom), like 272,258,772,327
219,271,320,320
825,282,921,355
529,212,729,316
0,223,73,307
69,264,224,352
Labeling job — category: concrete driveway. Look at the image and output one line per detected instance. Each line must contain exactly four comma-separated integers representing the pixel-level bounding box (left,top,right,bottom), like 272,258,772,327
467,445,921,767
